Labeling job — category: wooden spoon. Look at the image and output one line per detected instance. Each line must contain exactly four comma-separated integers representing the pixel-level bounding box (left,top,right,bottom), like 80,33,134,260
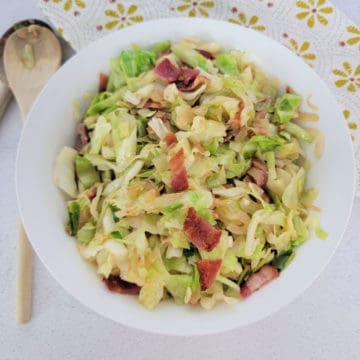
3,25,62,323
0,19,53,120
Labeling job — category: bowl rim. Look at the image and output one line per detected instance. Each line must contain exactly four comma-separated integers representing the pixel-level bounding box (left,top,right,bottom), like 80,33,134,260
16,17,356,336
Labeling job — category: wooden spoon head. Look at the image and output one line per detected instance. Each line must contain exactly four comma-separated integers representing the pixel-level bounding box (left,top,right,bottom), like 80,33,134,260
3,26,62,120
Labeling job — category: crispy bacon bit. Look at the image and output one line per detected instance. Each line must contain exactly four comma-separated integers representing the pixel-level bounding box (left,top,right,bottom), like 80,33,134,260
247,159,268,187
169,148,189,191
99,72,108,92
240,265,279,298
252,158,268,173
247,168,267,187
164,132,178,148
154,58,180,83
228,101,245,132
197,259,222,290
179,74,210,92
183,207,222,252
75,123,89,152
103,275,140,295
176,67,201,91
181,67,200,85
286,85,294,94
195,48,214,59
253,110,270,136
243,175,252,183
87,186,97,201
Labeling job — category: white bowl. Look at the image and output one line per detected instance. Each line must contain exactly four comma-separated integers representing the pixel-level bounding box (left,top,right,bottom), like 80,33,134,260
16,18,355,336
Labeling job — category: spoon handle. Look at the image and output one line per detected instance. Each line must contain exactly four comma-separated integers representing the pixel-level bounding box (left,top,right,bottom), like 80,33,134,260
16,223,32,323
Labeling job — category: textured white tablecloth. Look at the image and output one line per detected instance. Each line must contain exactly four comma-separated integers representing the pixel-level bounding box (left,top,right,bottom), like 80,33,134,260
0,1,359,359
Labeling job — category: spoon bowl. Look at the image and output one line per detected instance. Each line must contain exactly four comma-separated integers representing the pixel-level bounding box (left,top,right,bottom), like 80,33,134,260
4,25,61,118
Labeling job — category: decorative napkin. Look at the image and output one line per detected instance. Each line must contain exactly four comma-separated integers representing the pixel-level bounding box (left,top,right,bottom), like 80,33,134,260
35,0,360,194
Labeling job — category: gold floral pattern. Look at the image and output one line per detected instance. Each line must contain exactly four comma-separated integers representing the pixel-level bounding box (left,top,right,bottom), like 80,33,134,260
176,0,214,17
228,13,265,32
343,110,358,141
296,0,333,28
104,3,143,30
287,38,316,66
333,62,360,92
46,0,85,11
346,25,360,50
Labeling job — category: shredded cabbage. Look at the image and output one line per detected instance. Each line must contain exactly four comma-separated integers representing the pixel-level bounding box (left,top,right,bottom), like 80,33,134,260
55,38,327,310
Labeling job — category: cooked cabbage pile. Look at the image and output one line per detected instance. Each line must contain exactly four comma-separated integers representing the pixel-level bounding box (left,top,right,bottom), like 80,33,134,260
54,38,327,310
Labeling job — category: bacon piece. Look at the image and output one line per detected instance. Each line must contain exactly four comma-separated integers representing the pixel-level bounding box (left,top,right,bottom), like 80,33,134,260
154,58,180,83
103,275,140,295
195,48,214,59
196,259,222,291
99,72,108,92
164,132,178,148
247,168,267,187
176,67,201,91
183,207,221,252
74,123,89,152
178,74,209,92
243,175,252,183
87,186,97,201
169,148,189,191
180,67,200,85
240,265,279,298
253,110,270,136
252,159,268,173
228,101,245,132
247,159,268,187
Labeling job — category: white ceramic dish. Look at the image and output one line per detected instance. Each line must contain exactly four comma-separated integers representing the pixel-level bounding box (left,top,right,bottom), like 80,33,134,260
16,18,355,336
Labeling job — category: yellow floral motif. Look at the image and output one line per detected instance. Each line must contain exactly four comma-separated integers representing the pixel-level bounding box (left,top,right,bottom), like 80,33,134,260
176,0,214,17
228,13,265,32
346,25,360,50
296,0,333,28
287,39,316,66
104,4,143,30
343,110,358,141
48,0,85,11
333,62,360,92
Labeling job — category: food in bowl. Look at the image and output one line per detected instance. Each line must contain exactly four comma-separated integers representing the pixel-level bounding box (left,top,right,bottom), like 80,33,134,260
54,37,327,310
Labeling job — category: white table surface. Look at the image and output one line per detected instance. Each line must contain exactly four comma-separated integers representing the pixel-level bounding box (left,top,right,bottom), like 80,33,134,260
1,1,359,359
